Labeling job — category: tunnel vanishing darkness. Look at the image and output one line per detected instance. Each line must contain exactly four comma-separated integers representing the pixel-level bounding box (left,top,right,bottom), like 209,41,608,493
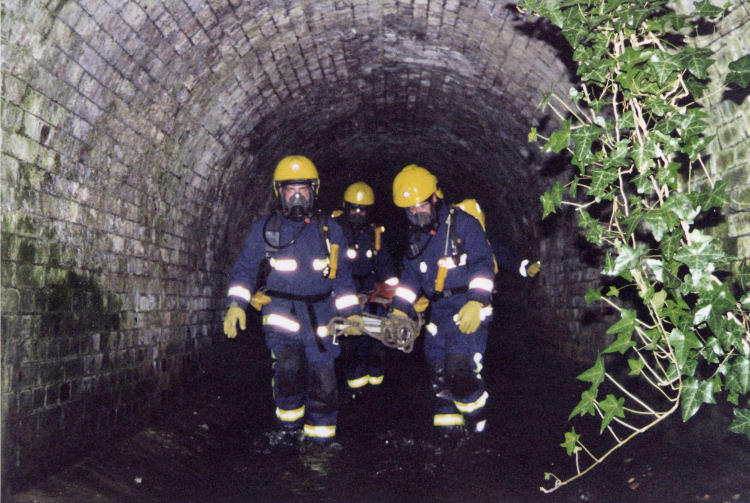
11,0,749,494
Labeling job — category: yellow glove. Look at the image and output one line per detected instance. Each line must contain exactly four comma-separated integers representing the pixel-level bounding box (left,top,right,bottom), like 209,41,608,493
414,296,430,313
390,309,408,318
250,292,272,311
344,315,364,335
456,300,483,334
223,303,246,339
527,261,541,278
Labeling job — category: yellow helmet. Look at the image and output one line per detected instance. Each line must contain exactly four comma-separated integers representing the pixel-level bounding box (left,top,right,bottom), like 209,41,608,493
455,199,486,231
344,182,375,206
392,164,442,208
273,155,319,196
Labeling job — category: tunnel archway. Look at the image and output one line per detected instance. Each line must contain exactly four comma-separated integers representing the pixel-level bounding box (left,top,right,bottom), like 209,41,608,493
10,0,734,493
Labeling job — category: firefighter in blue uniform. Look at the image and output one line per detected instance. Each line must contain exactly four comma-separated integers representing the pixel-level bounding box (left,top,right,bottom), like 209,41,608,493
389,164,496,443
333,182,399,399
455,199,541,280
223,155,363,446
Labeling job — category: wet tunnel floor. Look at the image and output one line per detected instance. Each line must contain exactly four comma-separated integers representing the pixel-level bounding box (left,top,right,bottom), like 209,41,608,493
11,312,750,503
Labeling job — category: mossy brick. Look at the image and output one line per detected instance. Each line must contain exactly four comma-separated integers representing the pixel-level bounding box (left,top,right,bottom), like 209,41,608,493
16,265,45,289
736,235,750,260
728,211,750,237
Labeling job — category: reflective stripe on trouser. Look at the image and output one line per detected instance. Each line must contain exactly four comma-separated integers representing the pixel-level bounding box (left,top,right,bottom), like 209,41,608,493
430,363,464,430
341,331,385,387
303,365,338,441
270,347,306,429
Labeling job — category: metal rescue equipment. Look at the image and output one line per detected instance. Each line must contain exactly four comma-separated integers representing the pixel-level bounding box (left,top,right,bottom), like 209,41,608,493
328,310,423,354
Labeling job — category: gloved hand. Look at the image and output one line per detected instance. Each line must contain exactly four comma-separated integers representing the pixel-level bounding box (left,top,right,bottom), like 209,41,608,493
527,261,541,278
223,303,246,339
390,308,409,319
250,292,272,311
414,296,429,313
456,300,483,334
344,315,364,335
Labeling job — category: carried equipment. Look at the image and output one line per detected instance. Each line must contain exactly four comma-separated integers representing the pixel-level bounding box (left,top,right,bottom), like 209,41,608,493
328,311,424,354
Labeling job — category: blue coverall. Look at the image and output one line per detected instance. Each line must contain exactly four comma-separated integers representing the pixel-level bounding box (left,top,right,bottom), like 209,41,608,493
226,210,361,442
334,218,398,392
391,203,495,434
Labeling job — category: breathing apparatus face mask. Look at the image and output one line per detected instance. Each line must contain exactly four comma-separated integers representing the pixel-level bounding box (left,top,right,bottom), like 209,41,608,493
405,197,439,231
345,203,368,227
279,182,315,221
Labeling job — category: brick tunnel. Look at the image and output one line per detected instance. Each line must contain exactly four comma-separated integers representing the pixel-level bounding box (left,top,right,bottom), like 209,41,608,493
3,1,749,501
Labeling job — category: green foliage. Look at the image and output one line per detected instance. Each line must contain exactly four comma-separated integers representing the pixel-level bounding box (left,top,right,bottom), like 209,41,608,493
517,0,750,494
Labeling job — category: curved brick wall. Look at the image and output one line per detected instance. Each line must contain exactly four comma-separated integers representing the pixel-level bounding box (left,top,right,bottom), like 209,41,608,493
1,0,748,492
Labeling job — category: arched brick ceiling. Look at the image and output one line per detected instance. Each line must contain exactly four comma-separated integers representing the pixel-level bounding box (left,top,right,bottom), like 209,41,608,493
3,0,573,282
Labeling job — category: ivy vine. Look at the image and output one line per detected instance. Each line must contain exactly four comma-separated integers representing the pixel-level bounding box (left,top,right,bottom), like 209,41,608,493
517,0,750,493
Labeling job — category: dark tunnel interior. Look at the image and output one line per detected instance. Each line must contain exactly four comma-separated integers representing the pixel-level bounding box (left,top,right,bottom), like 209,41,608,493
4,1,750,501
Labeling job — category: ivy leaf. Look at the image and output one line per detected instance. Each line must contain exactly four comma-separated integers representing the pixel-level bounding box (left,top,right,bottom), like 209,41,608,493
729,408,750,440
599,394,626,433
578,209,604,245
643,211,669,241
669,328,703,369
607,308,638,338
696,179,729,210
541,181,564,219
528,127,538,142
585,287,602,304
604,244,643,277
648,51,682,86
663,192,701,223
579,56,614,85
726,54,750,88
629,138,658,172
604,332,637,355
726,357,750,395
693,0,724,18
538,0,565,27
628,358,645,376
569,390,597,420
560,428,580,456
703,336,724,364
677,109,710,140
683,134,715,161
673,240,725,277
679,47,714,80
718,322,746,355
656,161,680,189
651,289,667,314
544,119,571,153
572,124,602,166
577,356,605,389
631,171,653,194
588,167,619,202
681,377,705,421
644,258,664,282
660,230,682,261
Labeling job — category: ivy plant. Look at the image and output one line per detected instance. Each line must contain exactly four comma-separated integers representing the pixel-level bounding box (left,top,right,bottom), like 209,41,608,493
516,0,750,494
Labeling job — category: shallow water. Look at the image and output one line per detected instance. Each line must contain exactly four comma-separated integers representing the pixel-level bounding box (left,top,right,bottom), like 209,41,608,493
11,313,750,503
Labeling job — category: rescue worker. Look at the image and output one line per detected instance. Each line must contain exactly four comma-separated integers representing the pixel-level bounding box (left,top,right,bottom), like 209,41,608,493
455,199,541,280
223,155,363,448
333,182,399,400
389,164,496,445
